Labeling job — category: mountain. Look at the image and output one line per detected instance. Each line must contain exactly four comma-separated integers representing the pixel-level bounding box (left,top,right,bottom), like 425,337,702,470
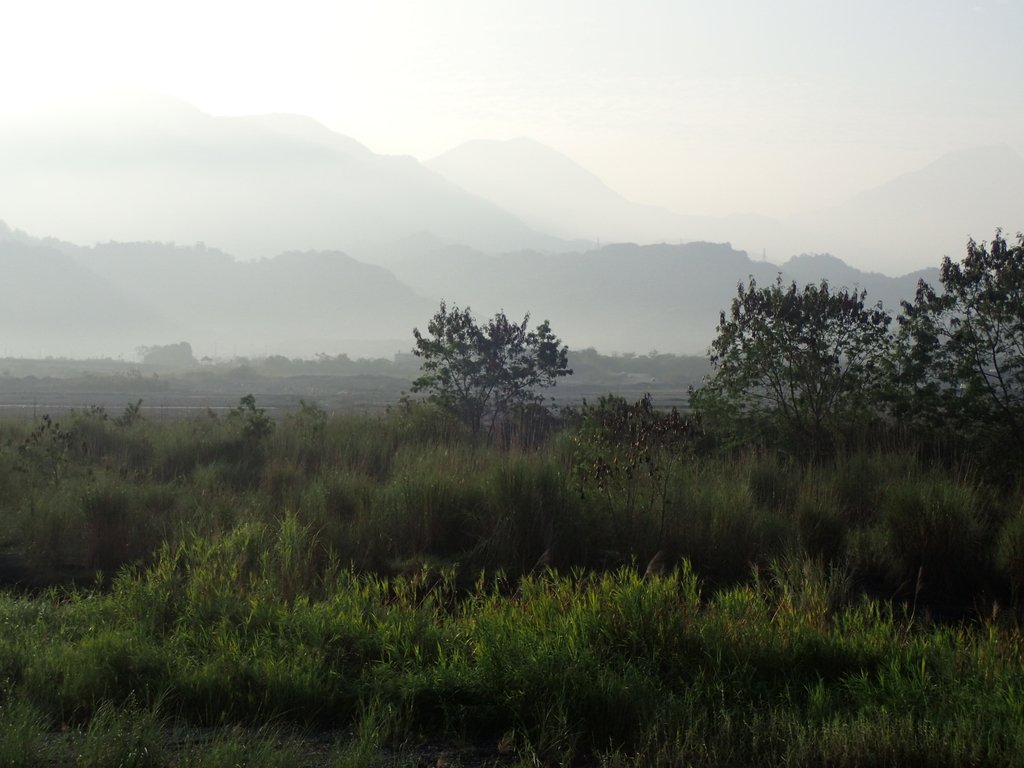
3,92,972,357
428,137,687,243
788,145,1024,273
427,137,807,257
0,223,171,357
0,222,434,359
0,95,565,259
778,253,935,312
75,242,437,358
3,215,937,359
429,138,1024,276
388,241,935,355
7,94,1014,277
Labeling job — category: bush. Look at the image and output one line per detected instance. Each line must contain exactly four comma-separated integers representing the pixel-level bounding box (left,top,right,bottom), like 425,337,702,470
995,507,1024,601
876,479,993,602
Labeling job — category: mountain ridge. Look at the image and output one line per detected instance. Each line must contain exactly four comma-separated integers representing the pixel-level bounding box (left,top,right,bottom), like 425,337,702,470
4,94,1018,275
0,98,568,259
428,136,1023,275
2,219,937,359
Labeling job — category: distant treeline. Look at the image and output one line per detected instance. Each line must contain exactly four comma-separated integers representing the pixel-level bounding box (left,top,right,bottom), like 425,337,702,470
0,348,711,389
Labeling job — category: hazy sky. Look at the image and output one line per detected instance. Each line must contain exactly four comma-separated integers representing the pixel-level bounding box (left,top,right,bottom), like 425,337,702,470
5,0,1023,218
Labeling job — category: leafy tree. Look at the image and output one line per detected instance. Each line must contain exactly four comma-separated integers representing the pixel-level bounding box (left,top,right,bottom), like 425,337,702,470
896,230,1024,455
412,301,572,435
690,276,892,454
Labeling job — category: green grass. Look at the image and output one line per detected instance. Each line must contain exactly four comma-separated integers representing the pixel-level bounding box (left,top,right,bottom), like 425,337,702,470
0,541,1023,765
3,403,1024,608
2,401,1024,763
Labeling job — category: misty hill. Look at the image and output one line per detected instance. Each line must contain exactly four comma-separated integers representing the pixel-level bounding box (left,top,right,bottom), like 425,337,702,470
427,137,806,257
0,222,434,359
428,138,688,243
428,137,1023,276
7,94,1015,279
788,144,1024,272
4,213,936,360
0,224,171,357
0,95,564,259
778,253,934,310
77,242,435,358
388,241,936,355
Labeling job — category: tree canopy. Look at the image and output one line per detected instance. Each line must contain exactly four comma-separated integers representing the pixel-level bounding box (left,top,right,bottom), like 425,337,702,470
897,230,1024,454
691,276,892,453
412,302,572,435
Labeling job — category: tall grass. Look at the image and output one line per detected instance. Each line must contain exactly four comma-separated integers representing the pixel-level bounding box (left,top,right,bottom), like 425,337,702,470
3,404,1024,617
0,531,1022,765
4,400,1024,762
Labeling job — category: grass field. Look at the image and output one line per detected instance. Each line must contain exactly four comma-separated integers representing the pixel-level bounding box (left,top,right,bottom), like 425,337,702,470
0,398,1022,765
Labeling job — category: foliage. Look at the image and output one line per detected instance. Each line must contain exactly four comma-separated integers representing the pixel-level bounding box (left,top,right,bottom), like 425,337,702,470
137,341,196,369
16,415,72,487
896,230,1024,458
1,400,1024,763
412,301,572,435
572,394,697,543
228,394,274,442
116,399,145,428
691,276,893,455
0,552,1023,766
3,405,1024,611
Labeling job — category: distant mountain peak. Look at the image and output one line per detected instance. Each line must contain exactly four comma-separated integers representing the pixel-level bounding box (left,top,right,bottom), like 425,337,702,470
55,88,209,130
838,143,1024,206
0,97,562,258
431,136,609,186
783,252,843,268
428,136,691,244
786,143,1024,273
931,142,1022,164
226,112,373,158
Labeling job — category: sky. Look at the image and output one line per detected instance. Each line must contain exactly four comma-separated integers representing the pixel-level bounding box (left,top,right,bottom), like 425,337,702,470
4,0,1023,218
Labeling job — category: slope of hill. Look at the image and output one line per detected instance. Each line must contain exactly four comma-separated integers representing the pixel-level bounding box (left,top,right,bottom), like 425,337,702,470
4,214,937,359
789,144,1024,272
427,137,687,243
76,242,436,358
0,96,564,259
427,137,810,257
429,137,1024,276
388,241,935,355
0,226,171,357
1,222,434,359
779,253,936,312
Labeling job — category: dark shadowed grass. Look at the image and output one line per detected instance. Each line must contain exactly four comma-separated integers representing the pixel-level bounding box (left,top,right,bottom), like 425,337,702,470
3,407,1024,616
996,505,1024,601
0,698,49,767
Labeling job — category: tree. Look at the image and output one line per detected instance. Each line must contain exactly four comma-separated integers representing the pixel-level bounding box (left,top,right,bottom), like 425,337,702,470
411,302,572,435
897,230,1024,454
138,341,196,369
690,276,892,453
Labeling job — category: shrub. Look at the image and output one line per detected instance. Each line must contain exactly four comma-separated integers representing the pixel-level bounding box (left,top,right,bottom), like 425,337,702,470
876,478,993,602
793,484,847,564
995,507,1024,602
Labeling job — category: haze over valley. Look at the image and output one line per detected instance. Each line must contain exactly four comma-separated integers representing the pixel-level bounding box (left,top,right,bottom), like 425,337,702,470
3,2,1021,363
5,8,1024,763
4,96,1018,361
0,100,950,362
